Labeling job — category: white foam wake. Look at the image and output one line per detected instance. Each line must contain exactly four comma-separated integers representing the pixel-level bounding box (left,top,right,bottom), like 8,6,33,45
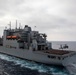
0,53,68,75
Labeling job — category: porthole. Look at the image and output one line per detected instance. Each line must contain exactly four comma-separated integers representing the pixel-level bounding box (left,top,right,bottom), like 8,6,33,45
51,56,56,59
58,57,61,60
47,55,50,58
47,55,56,59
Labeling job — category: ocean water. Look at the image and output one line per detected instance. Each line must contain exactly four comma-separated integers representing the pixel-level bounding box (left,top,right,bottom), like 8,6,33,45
52,41,76,51
0,41,76,75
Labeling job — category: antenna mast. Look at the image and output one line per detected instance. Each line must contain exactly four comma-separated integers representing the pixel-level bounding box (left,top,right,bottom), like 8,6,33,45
16,20,17,29
19,23,21,29
8,21,11,30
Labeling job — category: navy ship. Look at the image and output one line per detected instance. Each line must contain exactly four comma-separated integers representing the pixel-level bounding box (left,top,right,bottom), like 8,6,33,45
0,22,76,66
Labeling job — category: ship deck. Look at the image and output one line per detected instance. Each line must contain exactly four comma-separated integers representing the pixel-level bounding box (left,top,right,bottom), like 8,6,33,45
42,49,73,55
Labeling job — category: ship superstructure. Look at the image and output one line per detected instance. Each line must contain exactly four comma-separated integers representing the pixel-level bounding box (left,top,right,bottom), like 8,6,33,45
0,24,76,65
3,25,51,50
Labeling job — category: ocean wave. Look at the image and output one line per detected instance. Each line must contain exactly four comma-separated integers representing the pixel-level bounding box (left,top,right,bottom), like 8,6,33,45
0,53,69,75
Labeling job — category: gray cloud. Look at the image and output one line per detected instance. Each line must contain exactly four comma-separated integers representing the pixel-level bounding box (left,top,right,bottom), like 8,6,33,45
0,0,76,41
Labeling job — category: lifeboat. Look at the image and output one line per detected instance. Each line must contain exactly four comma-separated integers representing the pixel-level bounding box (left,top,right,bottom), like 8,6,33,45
12,36,18,39
6,36,18,39
6,36,11,39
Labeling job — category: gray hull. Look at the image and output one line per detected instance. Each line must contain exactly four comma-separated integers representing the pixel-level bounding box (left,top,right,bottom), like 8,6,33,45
0,46,62,65
62,54,76,74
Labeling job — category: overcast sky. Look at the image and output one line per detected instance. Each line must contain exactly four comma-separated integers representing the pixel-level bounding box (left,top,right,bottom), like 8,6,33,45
0,0,76,41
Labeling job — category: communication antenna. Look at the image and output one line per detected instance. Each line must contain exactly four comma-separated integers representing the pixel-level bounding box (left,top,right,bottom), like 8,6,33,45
5,26,7,30
16,20,17,29
34,26,36,31
8,21,11,30
19,23,21,29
